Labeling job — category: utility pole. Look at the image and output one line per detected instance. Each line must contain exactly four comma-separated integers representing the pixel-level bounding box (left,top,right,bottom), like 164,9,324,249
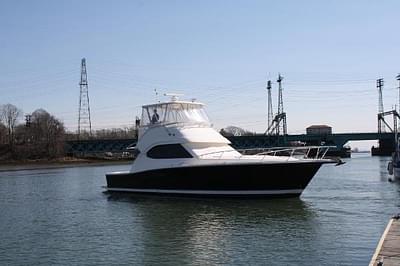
267,80,273,130
276,74,287,135
25,114,32,128
78,58,92,139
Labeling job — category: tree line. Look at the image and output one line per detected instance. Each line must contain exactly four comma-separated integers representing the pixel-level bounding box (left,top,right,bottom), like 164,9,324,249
0,103,254,160
0,104,65,159
0,103,138,160
66,127,138,141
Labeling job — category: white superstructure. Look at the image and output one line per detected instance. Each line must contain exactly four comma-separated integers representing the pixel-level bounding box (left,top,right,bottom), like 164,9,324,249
130,96,314,174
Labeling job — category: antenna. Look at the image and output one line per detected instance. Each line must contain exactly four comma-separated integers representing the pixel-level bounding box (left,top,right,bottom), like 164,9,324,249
154,89,159,103
78,58,92,139
164,93,184,102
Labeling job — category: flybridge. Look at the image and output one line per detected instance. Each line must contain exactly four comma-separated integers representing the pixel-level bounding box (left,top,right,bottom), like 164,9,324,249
140,97,209,128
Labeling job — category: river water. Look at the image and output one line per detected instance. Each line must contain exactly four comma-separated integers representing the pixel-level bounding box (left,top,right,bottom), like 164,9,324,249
0,154,399,265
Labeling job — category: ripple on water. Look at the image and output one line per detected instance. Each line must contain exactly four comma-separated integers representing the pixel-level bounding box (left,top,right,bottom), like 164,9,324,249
0,158,399,265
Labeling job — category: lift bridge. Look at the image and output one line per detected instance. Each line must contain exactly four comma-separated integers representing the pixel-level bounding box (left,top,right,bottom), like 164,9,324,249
65,75,400,157
65,131,396,158
65,103,400,158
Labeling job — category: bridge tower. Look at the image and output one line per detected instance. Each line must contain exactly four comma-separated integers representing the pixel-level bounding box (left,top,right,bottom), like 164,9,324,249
265,74,287,137
266,80,273,129
377,78,385,133
397,74,400,113
78,58,92,139
276,74,287,135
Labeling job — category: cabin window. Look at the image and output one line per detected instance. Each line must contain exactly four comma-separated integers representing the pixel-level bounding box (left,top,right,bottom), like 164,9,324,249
147,144,193,159
140,103,210,126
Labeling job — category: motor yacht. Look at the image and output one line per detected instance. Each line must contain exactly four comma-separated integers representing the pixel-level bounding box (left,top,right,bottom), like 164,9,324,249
105,95,339,197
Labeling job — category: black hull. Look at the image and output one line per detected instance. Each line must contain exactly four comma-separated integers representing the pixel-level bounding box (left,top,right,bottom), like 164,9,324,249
105,162,324,198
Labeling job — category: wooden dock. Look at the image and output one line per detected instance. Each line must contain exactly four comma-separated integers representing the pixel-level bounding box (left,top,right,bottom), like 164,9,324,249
370,215,400,266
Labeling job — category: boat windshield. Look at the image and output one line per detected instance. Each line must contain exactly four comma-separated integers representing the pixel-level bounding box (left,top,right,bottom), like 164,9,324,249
141,102,210,127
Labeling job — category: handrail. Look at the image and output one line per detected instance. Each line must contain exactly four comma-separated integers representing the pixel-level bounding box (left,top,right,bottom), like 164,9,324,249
198,146,336,161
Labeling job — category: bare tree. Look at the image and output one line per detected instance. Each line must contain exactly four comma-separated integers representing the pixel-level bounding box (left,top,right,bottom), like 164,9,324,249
30,109,65,158
0,104,22,146
221,126,254,136
0,122,6,144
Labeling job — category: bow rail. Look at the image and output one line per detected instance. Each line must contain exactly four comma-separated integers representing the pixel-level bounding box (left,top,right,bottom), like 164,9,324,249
199,146,337,161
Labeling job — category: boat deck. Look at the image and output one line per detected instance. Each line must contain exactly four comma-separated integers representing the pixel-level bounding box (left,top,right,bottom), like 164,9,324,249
370,215,400,266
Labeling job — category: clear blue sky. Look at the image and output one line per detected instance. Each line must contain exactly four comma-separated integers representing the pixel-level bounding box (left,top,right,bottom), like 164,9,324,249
1,1,399,146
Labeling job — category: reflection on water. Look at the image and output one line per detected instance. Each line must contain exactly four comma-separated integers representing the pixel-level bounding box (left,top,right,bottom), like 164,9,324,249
379,156,391,181
107,194,315,265
0,157,399,265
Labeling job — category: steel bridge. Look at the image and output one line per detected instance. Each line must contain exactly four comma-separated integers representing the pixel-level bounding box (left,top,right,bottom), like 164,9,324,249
65,132,395,156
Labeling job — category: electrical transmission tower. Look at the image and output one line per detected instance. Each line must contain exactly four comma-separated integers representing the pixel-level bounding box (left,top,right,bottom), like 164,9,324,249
265,74,287,136
78,58,92,139
377,78,385,133
267,80,273,129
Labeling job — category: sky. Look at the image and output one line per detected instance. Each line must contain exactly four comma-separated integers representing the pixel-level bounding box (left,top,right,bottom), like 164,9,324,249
1,0,400,148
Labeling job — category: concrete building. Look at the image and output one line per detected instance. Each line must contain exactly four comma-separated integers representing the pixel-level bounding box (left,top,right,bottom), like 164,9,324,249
306,125,332,135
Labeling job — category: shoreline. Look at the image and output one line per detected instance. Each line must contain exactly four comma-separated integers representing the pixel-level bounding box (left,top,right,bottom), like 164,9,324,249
0,158,132,172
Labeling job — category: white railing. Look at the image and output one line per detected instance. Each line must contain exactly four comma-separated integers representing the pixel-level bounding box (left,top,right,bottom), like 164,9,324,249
250,146,335,159
198,146,336,162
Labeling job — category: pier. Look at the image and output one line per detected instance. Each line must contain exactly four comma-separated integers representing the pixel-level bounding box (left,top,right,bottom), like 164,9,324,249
370,215,400,266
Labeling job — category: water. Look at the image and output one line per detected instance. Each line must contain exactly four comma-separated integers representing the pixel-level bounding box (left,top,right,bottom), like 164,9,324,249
0,155,399,265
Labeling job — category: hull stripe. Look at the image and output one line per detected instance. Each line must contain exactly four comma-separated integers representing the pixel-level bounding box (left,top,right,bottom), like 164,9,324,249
104,187,303,195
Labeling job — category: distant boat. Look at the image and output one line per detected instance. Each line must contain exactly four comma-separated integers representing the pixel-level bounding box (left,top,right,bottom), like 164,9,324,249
105,95,340,197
